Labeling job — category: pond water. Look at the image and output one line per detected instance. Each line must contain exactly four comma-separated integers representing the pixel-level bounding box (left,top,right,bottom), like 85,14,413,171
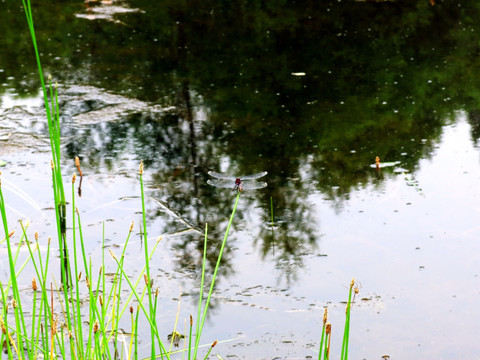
2,1,480,359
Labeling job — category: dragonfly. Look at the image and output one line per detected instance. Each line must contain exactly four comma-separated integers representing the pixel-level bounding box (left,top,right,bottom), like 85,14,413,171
207,170,268,191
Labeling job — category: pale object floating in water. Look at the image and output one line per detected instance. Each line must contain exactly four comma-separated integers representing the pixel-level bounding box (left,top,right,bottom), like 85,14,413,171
370,161,401,168
371,156,401,168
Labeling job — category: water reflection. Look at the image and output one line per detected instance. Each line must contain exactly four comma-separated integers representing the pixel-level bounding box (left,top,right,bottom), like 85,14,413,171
4,0,480,357
3,0,480,277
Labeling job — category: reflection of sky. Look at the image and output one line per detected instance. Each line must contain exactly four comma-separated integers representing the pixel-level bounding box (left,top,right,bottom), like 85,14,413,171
1,108,480,359
295,113,480,359
0,90,43,109
193,114,480,359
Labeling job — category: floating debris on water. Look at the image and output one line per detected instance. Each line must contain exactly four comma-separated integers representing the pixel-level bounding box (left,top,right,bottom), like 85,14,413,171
370,156,401,169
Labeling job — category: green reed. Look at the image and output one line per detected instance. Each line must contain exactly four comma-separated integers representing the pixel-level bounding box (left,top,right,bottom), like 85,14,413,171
317,278,357,360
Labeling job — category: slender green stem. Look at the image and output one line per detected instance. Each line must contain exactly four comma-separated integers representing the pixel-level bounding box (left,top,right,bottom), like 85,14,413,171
318,322,326,360
0,177,27,359
109,249,170,359
193,223,208,360
138,161,156,358
193,192,241,359
70,176,85,359
341,279,355,360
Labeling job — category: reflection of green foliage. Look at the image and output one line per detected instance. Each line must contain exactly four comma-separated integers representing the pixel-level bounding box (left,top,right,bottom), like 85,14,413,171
6,0,480,280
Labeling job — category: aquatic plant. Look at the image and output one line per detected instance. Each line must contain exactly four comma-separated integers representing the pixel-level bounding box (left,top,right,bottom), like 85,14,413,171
317,278,358,360
0,162,237,359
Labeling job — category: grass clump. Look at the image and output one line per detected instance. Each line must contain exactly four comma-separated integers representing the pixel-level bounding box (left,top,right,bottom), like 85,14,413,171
317,278,359,360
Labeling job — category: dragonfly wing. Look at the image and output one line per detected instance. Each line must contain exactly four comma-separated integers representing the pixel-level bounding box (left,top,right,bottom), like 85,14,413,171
240,171,268,180
240,180,268,190
207,179,235,188
207,171,236,180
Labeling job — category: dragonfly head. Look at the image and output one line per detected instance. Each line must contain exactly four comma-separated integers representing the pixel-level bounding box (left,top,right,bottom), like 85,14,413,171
233,178,244,192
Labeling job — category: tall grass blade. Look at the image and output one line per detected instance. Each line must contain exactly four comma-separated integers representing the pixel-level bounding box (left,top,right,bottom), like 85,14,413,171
193,191,241,359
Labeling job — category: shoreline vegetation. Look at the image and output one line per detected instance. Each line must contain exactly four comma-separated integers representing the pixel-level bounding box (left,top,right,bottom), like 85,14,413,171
0,1,357,358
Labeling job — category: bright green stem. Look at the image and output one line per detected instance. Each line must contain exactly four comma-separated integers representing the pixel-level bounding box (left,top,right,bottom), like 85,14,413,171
193,192,241,359
188,315,193,360
202,343,216,360
318,322,326,360
341,280,354,360
324,332,330,360
0,181,27,359
70,178,85,358
193,223,208,360
139,166,156,358
109,250,170,359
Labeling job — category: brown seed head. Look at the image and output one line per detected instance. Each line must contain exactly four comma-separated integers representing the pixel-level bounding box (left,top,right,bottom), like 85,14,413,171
1,323,6,334
99,266,102,276
323,308,328,325
50,160,54,170
32,278,38,291
143,273,148,286
75,156,80,168
139,160,144,175
350,277,355,289
8,230,15,238
190,314,193,326
109,249,117,260
11,299,17,309
211,340,218,348
129,221,134,232
130,305,134,314
155,288,159,297
326,323,331,335
48,236,51,245
78,272,82,281
93,320,99,333
72,173,76,183
68,330,73,339
52,318,58,335
99,294,103,307
35,232,38,241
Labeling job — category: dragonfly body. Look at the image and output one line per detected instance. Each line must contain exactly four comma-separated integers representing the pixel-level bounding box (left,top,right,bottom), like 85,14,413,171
207,171,268,191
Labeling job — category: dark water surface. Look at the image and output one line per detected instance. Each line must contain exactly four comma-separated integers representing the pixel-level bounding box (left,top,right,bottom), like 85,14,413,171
2,1,480,358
